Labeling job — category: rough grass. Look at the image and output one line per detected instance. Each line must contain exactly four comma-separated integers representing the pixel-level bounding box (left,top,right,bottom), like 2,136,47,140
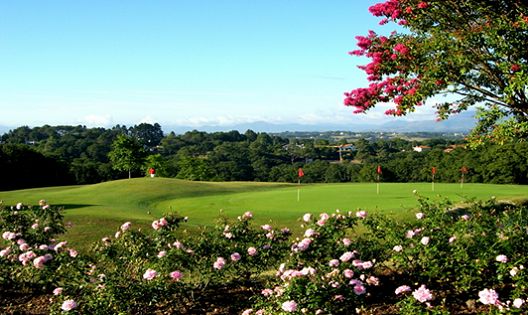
0,178,526,252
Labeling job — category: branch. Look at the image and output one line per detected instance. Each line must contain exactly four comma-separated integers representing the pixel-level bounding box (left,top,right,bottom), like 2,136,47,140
470,47,507,90
452,89,510,108
455,81,505,103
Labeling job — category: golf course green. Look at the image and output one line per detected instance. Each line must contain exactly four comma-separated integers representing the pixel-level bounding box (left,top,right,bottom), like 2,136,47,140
1,178,527,251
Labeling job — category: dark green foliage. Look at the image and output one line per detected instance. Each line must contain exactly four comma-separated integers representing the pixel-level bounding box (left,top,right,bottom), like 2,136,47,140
2,124,528,189
0,144,72,190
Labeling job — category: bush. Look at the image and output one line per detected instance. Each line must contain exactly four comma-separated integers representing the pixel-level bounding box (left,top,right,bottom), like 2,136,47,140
1,197,527,314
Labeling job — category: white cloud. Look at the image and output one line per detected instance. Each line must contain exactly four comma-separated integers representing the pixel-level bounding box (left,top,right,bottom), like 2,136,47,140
83,114,113,127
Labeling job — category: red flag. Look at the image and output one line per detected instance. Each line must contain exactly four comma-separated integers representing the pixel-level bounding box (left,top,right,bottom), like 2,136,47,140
432,167,437,175
376,165,382,174
298,168,304,178
460,166,468,174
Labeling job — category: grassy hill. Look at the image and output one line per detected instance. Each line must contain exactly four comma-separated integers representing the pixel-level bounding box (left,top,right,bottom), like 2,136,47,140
1,178,527,251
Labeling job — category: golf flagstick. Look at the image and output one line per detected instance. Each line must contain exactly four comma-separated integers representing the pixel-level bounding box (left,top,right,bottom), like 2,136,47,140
376,165,381,195
297,168,304,202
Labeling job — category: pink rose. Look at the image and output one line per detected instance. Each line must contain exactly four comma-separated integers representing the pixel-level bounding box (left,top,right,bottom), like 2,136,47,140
281,300,297,312
356,210,367,219
53,287,63,295
170,270,182,281
143,268,158,280
478,288,499,305
354,285,366,295
61,299,77,311
340,251,354,262
230,252,241,262
120,222,132,232
413,285,433,303
395,285,411,295
247,247,257,256
213,257,226,270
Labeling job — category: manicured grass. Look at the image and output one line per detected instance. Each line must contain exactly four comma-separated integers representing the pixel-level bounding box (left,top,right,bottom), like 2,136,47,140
1,178,526,251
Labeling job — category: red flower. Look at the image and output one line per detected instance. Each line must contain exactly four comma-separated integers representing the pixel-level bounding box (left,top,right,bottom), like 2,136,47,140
393,43,409,55
417,2,428,9
511,64,521,72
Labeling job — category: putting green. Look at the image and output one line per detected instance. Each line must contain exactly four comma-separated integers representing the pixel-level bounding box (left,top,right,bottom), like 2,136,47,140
1,178,526,251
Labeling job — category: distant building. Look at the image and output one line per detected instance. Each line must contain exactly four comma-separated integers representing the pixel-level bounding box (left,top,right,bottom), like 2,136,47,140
338,144,357,151
443,144,466,153
412,145,431,152
337,144,357,161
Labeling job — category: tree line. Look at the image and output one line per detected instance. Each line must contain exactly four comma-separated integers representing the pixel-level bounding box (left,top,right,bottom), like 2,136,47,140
0,124,526,191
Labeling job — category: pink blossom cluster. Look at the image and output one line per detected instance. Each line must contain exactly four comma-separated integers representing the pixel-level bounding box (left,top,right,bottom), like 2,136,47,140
120,221,132,232
2,231,17,240
151,217,168,230
281,300,297,312
230,252,241,262
478,288,526,311
213,257,226,270
261,224,272,231
405,227,423,238
169,270,183,281
413,284,433,303
0,247,12,257
478,288,500,305
356,210,367,219
241,211,253,220
292,238,312,252
344,22,428,117
61,299,77,311
317,213,330,226
143,268,158,280
304,228,317,238
368,0,401,20
53,287,63,295
223,225,233,239
279,268,308,281
247,247,257,256
495,254,508,263
395,285,411,295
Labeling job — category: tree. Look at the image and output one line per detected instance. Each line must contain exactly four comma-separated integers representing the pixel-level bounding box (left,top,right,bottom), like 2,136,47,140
129,123,164,149
108,134,147,179
249,133,277,181
208,142,253,181
345,0,528,145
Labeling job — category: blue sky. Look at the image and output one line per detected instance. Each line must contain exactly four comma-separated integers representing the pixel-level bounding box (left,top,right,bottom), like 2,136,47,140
0,0,439,130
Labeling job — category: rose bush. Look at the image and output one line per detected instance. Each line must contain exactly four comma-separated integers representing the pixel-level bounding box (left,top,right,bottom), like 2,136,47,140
1,197,526,314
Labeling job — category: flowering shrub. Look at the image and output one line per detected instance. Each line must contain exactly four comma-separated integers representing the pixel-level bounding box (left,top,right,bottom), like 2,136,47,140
364,196,528,313
247,209,379,314
48,211,291,313
0,201,88,292
1,197,527,314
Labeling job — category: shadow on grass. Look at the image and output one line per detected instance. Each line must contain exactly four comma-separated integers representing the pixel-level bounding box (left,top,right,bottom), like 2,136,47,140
55,204,95,210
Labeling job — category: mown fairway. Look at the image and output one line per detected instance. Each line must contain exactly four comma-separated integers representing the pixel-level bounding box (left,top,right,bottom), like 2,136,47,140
1,178,527,251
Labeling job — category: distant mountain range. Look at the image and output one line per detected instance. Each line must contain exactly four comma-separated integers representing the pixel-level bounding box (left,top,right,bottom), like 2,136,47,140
0,111,476,136
164,111,476,134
